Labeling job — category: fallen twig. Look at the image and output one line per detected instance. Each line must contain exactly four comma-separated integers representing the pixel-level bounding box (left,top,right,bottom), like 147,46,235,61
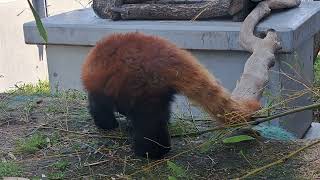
84,159,110,167
39,126,128,140
172,102,320,138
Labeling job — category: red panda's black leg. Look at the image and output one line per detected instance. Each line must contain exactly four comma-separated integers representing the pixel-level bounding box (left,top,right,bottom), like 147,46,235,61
130,91,175,159
131,103,171,159
88,93,119,130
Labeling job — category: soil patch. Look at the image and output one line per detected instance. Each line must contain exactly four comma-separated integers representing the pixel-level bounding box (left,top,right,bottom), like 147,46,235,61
0,93,319,179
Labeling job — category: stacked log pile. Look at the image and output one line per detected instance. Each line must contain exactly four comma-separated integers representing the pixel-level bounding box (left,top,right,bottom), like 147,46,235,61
92,0,258,21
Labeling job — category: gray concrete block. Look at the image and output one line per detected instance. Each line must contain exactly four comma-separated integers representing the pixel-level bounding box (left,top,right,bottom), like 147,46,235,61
24,2,320,52
304,123,320,139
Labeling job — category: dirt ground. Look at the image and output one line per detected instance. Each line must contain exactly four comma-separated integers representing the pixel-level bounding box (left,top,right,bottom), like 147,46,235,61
0,92,319,180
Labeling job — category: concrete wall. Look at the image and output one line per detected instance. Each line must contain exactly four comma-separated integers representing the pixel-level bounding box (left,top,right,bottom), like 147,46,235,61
0,0,47,91
46,0,91,16
0,0,90,92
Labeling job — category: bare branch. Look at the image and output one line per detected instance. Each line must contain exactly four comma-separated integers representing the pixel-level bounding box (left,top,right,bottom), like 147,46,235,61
232,0,301,100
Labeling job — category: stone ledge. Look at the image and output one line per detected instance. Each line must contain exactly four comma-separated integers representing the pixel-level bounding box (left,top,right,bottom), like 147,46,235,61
23,2,320,52
304,122,320,139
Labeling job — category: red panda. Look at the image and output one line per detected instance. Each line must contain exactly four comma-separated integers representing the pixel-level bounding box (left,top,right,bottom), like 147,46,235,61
81,32,260,159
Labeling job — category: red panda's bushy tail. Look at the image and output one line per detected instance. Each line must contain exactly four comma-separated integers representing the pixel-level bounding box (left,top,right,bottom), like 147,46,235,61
171,49,261,124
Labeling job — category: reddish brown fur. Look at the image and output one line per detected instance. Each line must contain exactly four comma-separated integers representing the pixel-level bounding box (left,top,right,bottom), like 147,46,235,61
81,32,260,124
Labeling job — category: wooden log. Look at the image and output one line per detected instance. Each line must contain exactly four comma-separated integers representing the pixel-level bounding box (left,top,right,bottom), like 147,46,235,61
92,0,123,20
92,0,256,21
124,0,208,4
230,0,259,22
124,0,148,3
115,1,231,20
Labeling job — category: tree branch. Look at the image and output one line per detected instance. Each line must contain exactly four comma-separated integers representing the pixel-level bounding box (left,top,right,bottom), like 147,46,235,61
172,102,320,138
231,0,301,100
238,139,320,179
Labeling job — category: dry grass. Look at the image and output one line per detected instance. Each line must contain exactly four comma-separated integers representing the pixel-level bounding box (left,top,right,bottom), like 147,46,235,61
0,91,318,180
1,59,320,179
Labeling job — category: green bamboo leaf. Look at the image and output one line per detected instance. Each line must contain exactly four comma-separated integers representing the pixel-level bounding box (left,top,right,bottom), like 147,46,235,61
27,0,48,43
168,176,178,180
222,135,255,144
167,161,187,178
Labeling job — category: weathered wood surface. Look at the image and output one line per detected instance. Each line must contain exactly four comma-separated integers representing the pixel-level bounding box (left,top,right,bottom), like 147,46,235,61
92,0,257,21
92,0,123,20
116,1,231,20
